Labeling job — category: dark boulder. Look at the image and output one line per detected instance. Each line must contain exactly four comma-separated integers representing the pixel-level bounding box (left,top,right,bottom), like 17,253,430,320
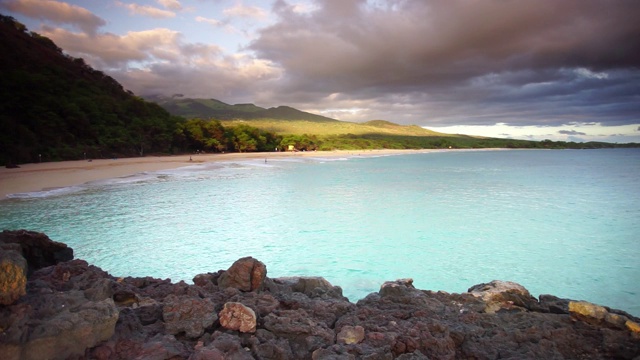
0,230,73,274
0,259,118,360
218,256,267,292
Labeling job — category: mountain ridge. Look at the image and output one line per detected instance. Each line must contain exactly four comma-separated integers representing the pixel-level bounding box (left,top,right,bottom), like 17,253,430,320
147,95,339,123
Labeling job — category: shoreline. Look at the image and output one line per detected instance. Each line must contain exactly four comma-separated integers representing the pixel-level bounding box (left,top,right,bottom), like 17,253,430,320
0,149,453,199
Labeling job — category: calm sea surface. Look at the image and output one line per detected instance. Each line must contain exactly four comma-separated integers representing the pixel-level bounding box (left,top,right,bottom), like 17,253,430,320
1,149,638,315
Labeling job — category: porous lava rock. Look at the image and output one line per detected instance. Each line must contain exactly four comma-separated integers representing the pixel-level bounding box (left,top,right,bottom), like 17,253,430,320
163,294,217,338
218,256,267,292
0,243,27,305
468,279,542,313
219,302,257,333
0,259,118,360
1,230,639,359
0,230,73,274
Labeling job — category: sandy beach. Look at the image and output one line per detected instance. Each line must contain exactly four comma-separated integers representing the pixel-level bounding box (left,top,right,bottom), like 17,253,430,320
0,149,435,199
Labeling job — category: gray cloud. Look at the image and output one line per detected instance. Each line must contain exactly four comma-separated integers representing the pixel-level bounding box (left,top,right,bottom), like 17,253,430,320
248,0,640,126
6,0,638,131
559,130,587,136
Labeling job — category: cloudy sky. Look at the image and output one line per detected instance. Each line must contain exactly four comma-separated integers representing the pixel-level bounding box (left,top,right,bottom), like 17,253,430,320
2,0,639,142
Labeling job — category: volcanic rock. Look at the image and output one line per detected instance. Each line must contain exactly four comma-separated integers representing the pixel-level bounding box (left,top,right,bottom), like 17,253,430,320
337,325,365,345
0,244,27,305
0,230,73,274
218,256,267,292
162,294,217,338
1,231,639,359
219,302,257,333
468,279,541,313
0,259,118,360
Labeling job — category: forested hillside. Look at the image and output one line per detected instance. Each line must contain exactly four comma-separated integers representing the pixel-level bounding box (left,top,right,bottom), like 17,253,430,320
0,14,183,165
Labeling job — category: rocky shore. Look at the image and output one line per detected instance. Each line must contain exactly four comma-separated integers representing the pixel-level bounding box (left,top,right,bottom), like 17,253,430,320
1,230,638,359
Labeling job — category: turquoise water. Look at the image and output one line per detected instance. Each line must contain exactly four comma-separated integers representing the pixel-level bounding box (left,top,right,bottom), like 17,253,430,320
1,149,638,316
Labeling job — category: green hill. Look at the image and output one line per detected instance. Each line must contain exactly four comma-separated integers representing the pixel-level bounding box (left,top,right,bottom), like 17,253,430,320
148,96,338,123
0,14,183,165
152,97,461,138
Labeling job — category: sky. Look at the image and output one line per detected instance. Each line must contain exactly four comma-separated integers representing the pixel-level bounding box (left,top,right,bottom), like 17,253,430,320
1,0,640,142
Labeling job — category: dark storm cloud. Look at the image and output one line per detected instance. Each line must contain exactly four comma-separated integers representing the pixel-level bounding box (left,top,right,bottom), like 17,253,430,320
249,0,640,126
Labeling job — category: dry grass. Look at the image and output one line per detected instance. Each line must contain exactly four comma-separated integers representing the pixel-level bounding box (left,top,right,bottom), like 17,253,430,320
220,119,457,137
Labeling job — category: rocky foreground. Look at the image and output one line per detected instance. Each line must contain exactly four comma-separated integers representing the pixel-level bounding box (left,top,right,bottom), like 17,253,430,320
1,230,639,359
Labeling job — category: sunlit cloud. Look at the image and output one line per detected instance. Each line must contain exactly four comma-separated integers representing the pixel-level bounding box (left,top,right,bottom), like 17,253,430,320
116,1,176,18
0,0,105,34
195,16,223,27
157,0,182,11
223,3,268,19
429,123,640,143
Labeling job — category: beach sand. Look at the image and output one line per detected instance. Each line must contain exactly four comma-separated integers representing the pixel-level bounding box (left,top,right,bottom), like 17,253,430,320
0,149,433,199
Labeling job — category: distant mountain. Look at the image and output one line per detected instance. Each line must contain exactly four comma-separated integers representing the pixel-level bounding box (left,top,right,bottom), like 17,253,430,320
0,14,182,165
147,96,339,123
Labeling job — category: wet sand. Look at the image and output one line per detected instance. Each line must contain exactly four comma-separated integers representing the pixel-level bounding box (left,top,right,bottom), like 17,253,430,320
0,150,436,199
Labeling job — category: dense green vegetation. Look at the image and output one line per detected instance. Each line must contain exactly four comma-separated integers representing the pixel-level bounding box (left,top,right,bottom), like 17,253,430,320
0,15,183,164
0,15,279,165
1,13,636,166
176,119,280,153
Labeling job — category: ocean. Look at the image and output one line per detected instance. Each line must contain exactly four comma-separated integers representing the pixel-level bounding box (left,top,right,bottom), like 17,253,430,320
1,149,638,316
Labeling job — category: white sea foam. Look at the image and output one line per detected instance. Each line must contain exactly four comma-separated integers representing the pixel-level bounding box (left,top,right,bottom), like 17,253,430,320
5,185,87,199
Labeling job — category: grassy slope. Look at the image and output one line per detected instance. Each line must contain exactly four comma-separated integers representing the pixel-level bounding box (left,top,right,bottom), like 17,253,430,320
220,119,459,137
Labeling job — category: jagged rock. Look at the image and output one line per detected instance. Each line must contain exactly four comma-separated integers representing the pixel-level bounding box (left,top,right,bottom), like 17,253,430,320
468,280,540,313
2,235,640,359
227,291,279,317
218,256,267,292
219,302,257,333
263,307,336,357
124,334,189,359
569,300,608,321
162,294,217,338
0,230,73,274
115,275,191,300
199,333,254,359
337,325,365,344
274,276,348,300
0,258,119,360
626,320,640,334
0,244,27,305
379,278,415,297
569,300,640,333
312,346,357,359
539,294,570,314
396,350,430,359
113,288,139,306
193,272,219,287
0,292,118,360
